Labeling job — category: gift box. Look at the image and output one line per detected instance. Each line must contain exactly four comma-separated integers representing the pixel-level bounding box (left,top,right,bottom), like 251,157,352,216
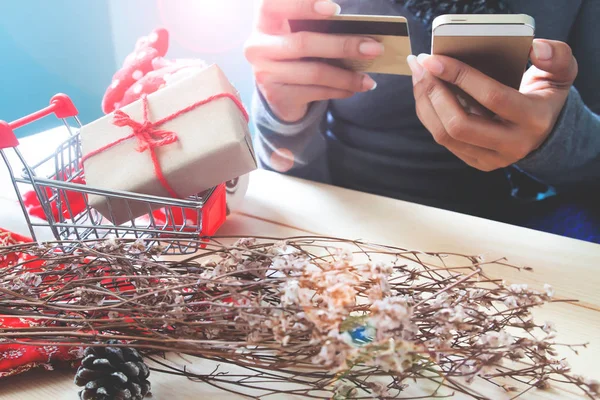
80,64,256,225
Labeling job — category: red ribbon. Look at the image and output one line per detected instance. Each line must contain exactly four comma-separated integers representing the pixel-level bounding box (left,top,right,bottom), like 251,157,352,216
82,92,249,198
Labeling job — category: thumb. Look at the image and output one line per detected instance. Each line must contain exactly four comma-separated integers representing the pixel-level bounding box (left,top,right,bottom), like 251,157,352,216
530,39,578,85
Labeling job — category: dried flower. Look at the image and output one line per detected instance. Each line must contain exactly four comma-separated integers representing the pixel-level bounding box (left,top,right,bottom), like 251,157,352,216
478,330,514,349
280,279,300,307
585,378,600,394
368,381,391,397
332,381,357,399
370,297,413,340
510,283,529,293
504,296,518,309
0,236,596,400
543,321,557,334
370,338,419,373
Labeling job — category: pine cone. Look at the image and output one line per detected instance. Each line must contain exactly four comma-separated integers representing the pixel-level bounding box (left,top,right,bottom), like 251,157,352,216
74,341,151,400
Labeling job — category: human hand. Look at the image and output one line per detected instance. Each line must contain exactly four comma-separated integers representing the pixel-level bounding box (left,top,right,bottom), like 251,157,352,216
244,0,382,123
408,39,578,172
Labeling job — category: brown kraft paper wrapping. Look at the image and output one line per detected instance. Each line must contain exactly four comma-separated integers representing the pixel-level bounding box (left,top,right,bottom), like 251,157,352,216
80,64,257,225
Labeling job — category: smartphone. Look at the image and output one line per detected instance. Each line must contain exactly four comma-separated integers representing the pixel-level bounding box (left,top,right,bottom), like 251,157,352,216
431,14,535,90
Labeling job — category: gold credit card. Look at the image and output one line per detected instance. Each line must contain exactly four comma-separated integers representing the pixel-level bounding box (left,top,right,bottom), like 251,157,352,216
288,15,412,76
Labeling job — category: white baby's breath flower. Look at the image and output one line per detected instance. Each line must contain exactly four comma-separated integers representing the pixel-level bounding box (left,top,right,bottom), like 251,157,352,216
544,284,555,298
303,262,323,281
369,297,413,340
557,359,570,372
267,240,298,256
272,254,312,274
365,285,384,303
332,381,357,399
129,238,146,254
359,261,393,280
273,239,288,249
205,328,220,340
542,321,557,334
233,237,256,248
504,296,518,309
174,294,185,304
247,331,261,344
326,282,356,310
368,381,391,397
377,275,392,295
335,247,354,262
460,359,477,376
478,330,514,348
292,322,308,331
372,339,416,373
469,289,487,299
510,283,528,294
103,237,119,251
583,378,600,394
107,311,119,319
512,348,526,359
450,305,468,323
312,338,353,371
32,275,43,287
271,257,287,271
281,280,300,306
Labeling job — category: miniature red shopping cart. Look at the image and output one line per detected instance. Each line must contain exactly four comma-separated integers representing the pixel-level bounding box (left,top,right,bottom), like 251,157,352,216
0,94,227,255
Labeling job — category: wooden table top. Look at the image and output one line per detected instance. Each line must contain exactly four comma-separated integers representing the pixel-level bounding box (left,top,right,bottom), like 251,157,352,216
1,130,599,399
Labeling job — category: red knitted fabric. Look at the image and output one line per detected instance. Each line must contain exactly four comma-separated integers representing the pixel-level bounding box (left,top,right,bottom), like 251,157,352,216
0,228,83,378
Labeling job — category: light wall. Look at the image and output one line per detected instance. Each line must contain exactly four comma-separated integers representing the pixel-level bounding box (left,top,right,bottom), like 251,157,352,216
0,1,117,137
0,0,258,138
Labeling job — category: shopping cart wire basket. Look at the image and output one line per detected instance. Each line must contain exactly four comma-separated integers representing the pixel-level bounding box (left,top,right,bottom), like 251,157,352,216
0,94,227,255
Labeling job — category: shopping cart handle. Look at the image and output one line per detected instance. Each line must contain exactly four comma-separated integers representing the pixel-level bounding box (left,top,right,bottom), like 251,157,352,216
0,120,19,149
49,94,79,119
0,94,79,149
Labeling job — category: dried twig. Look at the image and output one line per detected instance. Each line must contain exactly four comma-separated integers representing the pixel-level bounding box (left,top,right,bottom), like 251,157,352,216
0,236,598,399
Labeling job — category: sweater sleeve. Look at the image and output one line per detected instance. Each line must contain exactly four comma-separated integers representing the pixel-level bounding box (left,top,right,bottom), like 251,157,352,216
251,88,332,183
515,0,600,190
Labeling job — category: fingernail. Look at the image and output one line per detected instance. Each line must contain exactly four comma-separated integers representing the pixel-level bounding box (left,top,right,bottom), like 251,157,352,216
533,41,553,61
359,41,384,56
314,0,341,16
362,75,377,91
417,53,444,75
407,55,424,84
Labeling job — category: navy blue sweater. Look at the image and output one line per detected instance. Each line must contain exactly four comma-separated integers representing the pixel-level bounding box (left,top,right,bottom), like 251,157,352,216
252,0,600,220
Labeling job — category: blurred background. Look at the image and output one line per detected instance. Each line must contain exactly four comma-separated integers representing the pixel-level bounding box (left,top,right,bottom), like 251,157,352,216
0,0,257,137
2,1,597,244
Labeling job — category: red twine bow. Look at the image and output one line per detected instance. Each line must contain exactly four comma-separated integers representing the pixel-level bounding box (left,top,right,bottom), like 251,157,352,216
112,107,178,153
81,92,249,199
